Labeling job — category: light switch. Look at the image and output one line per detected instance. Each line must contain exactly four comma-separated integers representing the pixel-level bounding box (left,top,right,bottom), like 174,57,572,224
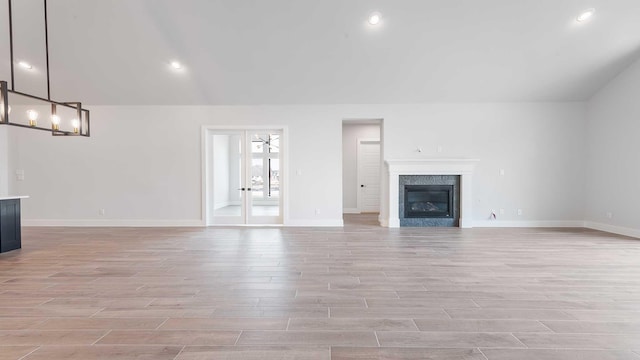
296,169,302,176
16,169,24,181
499,169,505,176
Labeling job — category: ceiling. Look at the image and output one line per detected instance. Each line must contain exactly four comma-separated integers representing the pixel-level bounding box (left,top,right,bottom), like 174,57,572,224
1,0,640,105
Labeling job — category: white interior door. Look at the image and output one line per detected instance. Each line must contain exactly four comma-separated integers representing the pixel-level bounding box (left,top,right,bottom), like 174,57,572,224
357,139,381,213
209,130,283,225
247,131,282,224
210,131,246,225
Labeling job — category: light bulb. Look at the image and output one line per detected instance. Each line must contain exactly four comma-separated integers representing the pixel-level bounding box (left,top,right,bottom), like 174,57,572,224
27,110,38,121
170,61,182,69
51,114,60,131
18,61,32,70
71,119,80,134
368,12,382,25
0,105,10,116
27,109,38,127
576,8,595,22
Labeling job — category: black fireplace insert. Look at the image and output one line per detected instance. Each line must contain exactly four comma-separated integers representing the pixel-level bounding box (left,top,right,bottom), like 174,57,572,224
404,185,454,218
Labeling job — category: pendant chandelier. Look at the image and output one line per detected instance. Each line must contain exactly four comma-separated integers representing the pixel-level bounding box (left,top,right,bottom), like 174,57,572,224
0,0,90,137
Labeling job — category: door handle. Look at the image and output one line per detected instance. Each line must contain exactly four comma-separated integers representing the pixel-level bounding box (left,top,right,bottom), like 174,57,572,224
238,188,246,191
361,184,365,188
247,188,252,191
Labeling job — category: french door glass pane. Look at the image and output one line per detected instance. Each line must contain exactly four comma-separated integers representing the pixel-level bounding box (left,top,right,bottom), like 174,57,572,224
212,134,243,217
269,135,280,153
251,158,264,199
250,131,280,217
270,158,280,197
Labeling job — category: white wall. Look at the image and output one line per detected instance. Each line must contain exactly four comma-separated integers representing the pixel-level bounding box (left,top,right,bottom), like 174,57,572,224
380,103,587,225
585,58,640,238
7,103,586,227
8,106,344,226
342,123,380,211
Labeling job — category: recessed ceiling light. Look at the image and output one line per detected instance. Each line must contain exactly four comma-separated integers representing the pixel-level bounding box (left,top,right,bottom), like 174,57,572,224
18,61,32,70
576,8,596,23
170,61,182,70
368,12,382,25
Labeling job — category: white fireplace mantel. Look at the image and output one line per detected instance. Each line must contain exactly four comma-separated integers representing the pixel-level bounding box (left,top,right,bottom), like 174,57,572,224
384,159,479,228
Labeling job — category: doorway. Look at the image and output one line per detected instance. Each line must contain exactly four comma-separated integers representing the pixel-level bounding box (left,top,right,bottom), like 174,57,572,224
204,128,284,225
342,120,382,216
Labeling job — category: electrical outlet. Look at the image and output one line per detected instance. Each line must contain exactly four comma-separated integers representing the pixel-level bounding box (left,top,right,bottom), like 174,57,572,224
437,145,443,153
499,169,505,176
606,212,613,219
517,209,523,216
99,209,106,216
315,208,321,215
500,209,505,215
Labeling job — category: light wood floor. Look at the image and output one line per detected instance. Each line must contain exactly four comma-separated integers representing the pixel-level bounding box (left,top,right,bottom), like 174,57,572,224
1,214,640,359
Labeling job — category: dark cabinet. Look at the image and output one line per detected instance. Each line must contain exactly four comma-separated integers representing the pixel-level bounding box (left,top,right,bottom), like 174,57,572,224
0,199,21,253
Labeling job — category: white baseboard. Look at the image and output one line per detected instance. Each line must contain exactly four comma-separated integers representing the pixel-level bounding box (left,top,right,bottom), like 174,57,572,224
23,218,638,239
584,221,640,239
473,220,586,228
383,218,400,228
343,208,361,214
23,218,343,228
23,219,205,227
284,219,344,227
459,218,473,229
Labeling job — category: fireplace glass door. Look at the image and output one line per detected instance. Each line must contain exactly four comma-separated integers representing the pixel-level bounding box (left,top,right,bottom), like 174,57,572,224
404,185,453,218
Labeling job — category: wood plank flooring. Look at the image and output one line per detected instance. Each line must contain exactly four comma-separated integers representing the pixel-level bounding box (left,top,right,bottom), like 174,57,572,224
1,214,639,359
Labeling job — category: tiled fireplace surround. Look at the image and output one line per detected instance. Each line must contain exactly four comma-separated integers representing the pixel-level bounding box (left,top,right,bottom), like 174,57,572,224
384,159,479,228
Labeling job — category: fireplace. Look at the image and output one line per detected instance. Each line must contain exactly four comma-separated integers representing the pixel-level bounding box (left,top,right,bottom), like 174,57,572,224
404,185,454,218
384,159,478,228
398,175,460,227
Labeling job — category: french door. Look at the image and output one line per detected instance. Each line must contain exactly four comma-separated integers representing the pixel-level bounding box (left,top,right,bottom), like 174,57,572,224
208,130,282,225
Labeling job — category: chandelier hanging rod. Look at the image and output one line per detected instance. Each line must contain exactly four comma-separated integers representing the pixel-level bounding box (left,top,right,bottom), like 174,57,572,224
7,0,14,91
43,0,51,100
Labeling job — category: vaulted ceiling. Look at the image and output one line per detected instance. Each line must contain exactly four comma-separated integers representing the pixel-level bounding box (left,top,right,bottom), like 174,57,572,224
1,0,639,105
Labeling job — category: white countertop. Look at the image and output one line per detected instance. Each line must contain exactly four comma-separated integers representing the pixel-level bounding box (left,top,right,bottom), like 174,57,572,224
0,196,29,201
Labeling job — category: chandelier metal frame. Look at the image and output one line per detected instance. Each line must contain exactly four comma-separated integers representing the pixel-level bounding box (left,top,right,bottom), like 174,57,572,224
0,0,90,137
